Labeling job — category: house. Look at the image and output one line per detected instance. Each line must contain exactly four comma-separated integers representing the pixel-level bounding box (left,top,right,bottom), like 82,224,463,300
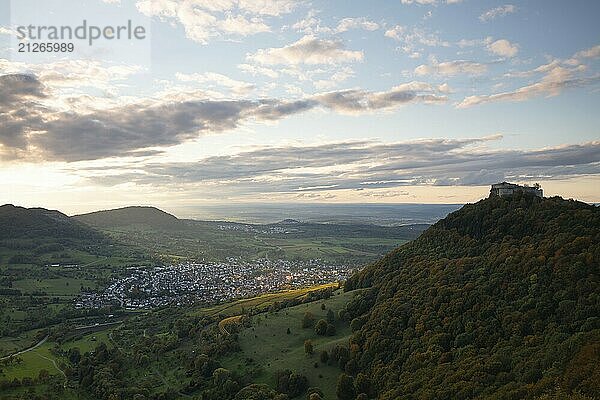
490,182,543,198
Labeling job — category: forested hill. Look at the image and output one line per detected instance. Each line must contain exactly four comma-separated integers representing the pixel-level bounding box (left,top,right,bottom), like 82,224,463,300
0,204,103,240
74,206,181,230
343,194,599,399
0,204,137,266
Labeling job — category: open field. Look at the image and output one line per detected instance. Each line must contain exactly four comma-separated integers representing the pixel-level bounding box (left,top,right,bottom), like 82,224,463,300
1,342,63,380
59,330,112,354
12,278,98,296
90,216,426,265
1,327,113,382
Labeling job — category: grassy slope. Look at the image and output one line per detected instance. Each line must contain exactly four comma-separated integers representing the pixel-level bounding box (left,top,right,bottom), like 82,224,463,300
220,289,360,399
193,283,339,317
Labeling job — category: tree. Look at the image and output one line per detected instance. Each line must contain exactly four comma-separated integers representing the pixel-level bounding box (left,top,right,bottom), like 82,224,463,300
213,368,232,388
336,373,356,400
326,323,336,336
327,309,335,323
37,369,49,383
68,347,81,365
302,312,315,329
320,350,329,364
275,369,309,398
315,319,328,336
304,340,314,356
234,384,280,400
307,387,324,400
354,373,371,396
344,358,358,375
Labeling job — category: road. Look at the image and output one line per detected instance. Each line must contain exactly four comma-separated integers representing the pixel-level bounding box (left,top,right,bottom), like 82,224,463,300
0,335,49,360
74,320,123,330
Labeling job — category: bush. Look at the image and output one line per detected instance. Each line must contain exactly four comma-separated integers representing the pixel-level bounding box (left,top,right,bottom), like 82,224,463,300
302,312,315,329
304,340,313,355
275,369,309,398
326,323,336,336
336,374,356,400
314,319,328,336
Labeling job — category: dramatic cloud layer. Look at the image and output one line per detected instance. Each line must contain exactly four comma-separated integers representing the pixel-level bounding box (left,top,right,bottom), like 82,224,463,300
0,72,447,161
84,137,600,198
0,73,316,160
2,1,600,205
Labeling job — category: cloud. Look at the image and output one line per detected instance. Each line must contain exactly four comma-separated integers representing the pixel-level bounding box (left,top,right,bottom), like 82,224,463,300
0,74,46,106
358,189,410,198
313,67,355,90
0,71,448,160
384,25,404,41
400,0,463,4
458,65,600,108
0,59,141,92
384,26,449,58
84,137,600,198
401,0,437,4
247,35,364,65
289,10,333,35
314,82,448,114
37,99,317,161
175,72,255,95
415,60,487,76
237,0,297,16
487,39,519,58
574,44,600,60
479,4,516,22
237,63,279,79
0,71,318,161
134,0,295,44
217,15,270,35
335,18,379,33
0,74,47,149
0,26,18,37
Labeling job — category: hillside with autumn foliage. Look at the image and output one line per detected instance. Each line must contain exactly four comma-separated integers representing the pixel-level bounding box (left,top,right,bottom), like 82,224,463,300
343,193,599,399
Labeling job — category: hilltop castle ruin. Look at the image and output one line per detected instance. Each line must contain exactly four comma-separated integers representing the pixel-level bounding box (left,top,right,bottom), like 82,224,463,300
490,182,543,198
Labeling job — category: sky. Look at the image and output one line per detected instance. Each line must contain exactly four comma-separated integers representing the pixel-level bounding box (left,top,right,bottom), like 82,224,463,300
0,0,599,215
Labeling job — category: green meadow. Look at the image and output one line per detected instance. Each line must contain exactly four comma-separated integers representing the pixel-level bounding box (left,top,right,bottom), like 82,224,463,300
220,289,360,399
